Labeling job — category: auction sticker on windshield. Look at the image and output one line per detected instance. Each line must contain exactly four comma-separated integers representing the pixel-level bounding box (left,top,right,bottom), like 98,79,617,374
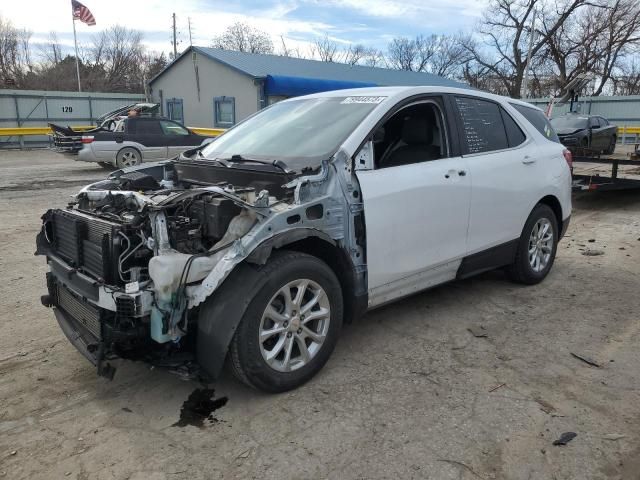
341,96,386,104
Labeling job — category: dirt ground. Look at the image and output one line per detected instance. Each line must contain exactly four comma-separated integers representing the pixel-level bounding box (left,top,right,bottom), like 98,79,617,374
0,150,639,480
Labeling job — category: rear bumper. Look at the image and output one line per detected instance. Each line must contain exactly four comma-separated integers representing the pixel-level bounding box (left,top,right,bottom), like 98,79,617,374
77,146,101,163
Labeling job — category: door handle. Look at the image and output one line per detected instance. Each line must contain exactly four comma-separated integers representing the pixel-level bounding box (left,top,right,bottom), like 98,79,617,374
458,170,466,176
115,136,124,144
522,156,535,164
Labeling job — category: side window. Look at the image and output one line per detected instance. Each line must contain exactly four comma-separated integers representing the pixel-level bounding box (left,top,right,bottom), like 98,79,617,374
599,117,609,126
214,96,235,127
166,98,184,124
511,103,560,143
454,96,508,154
159,120,189,136
135,120,163,135
500,108,526,148
372,101,447,169
589,117,601,128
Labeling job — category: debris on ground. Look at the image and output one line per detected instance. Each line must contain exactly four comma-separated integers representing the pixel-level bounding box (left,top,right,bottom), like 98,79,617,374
489,383,505,392
582,249,605,256
535,398,556,414
602,434,626,441
588,239,596,243
570,352,602,368
553,432,577,446
467,326,488,338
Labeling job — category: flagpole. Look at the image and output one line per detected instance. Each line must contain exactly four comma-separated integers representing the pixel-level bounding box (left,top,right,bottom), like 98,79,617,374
72,17,82,92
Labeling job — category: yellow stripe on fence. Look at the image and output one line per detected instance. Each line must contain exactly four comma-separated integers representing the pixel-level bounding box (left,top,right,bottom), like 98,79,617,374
0,126,225,137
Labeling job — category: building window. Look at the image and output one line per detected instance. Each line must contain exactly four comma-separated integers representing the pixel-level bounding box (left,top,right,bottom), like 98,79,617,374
166,98,184,124
214,96,235,127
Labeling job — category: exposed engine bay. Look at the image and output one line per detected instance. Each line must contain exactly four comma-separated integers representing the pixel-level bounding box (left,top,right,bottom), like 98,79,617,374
36,151,367,380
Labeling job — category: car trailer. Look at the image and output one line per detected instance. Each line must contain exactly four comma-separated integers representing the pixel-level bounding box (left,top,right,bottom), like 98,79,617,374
572,145,640,192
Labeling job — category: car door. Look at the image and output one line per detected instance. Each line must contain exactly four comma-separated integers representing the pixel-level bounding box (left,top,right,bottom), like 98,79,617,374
125,118,168,160
355,96,471,307
451,95,541,257
588,116,605,150
159,120,203,157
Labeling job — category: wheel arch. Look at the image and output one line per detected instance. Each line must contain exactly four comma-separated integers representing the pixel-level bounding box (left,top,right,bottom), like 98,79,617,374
246,229,367,324
537,194,564,237
196,230,367,381
116,145,142,161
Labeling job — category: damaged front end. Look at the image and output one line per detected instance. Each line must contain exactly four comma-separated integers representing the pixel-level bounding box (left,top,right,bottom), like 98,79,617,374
36,149,366,380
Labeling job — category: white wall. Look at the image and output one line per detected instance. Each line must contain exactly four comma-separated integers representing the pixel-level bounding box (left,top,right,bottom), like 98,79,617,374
149,51,259,128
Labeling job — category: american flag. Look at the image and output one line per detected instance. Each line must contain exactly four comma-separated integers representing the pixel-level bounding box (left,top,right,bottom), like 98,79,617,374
71,0,96,26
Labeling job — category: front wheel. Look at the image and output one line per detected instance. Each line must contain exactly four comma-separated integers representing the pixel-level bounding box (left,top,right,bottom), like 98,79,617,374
229,251,343,392
507,204,558,285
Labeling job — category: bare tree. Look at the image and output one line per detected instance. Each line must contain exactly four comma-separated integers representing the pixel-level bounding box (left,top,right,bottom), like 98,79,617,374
0,16,32,88
463,0,591,98
312,35,341,62
278,36,307,59
387,37,418,71
611,56,640,94
88,26,145,92
40,32,63,66
211,22,274,54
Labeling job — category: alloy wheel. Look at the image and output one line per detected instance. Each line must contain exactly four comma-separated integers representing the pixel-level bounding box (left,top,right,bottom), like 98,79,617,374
258,279,331,372
528,218,554,272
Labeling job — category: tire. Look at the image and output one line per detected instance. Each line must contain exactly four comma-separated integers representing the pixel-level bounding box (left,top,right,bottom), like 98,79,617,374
605,136,616,155
228,251,343,392
115,147,141,168
507,204,558,285
98,162,116,170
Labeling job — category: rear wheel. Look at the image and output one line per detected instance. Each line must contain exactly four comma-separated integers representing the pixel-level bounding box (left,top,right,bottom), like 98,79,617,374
116,147,141,168
507,204,558,285
229,251,343,392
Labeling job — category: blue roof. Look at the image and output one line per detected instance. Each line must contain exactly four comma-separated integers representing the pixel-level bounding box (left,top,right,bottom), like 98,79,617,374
150,46,467,90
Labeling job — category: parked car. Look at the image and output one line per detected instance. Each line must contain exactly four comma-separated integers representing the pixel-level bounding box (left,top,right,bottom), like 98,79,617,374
36,86,572,392
50,116,212,169
550,113,617,154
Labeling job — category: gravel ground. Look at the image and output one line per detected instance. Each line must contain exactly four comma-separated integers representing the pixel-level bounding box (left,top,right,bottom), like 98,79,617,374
0,150,639,480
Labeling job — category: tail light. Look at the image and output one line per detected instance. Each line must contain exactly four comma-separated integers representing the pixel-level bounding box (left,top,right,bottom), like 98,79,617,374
562,149,573,169
81,135,94,144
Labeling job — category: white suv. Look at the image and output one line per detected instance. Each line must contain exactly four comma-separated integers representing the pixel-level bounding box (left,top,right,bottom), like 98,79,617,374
38,87,572,392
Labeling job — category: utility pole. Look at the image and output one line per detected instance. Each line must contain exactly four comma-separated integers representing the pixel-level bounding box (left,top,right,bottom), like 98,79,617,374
188,17,193,46
522,8,537,99
172,13,178,58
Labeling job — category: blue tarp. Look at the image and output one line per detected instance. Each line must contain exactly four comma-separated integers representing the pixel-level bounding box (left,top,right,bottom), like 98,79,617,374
264,75,377,97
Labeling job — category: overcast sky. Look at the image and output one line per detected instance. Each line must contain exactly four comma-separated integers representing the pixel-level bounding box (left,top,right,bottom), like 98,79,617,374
2,0,486,57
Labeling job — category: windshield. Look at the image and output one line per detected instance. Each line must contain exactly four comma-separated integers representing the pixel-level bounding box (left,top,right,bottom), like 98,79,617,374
200,96,384,170
550,115,588,130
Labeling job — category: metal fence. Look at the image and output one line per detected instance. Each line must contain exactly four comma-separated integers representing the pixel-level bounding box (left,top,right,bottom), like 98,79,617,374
0,89,145,148
528,95,640,144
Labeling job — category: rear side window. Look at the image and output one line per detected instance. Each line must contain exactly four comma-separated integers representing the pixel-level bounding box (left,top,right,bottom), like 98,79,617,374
511,103,560,143
454,96,509,154
133,120,162,135
500,109,526,147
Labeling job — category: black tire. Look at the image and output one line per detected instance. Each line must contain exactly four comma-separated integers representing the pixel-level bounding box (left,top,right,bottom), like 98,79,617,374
115,147,141,169
507,204,558,285
98,162,116,170
605,136,616,155
228,251,343,392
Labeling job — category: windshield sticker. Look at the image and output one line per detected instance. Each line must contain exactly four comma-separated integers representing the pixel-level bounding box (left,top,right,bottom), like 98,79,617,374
341,96,386,104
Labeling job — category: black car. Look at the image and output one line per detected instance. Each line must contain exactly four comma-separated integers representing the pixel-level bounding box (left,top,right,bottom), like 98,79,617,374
550,114,617,154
